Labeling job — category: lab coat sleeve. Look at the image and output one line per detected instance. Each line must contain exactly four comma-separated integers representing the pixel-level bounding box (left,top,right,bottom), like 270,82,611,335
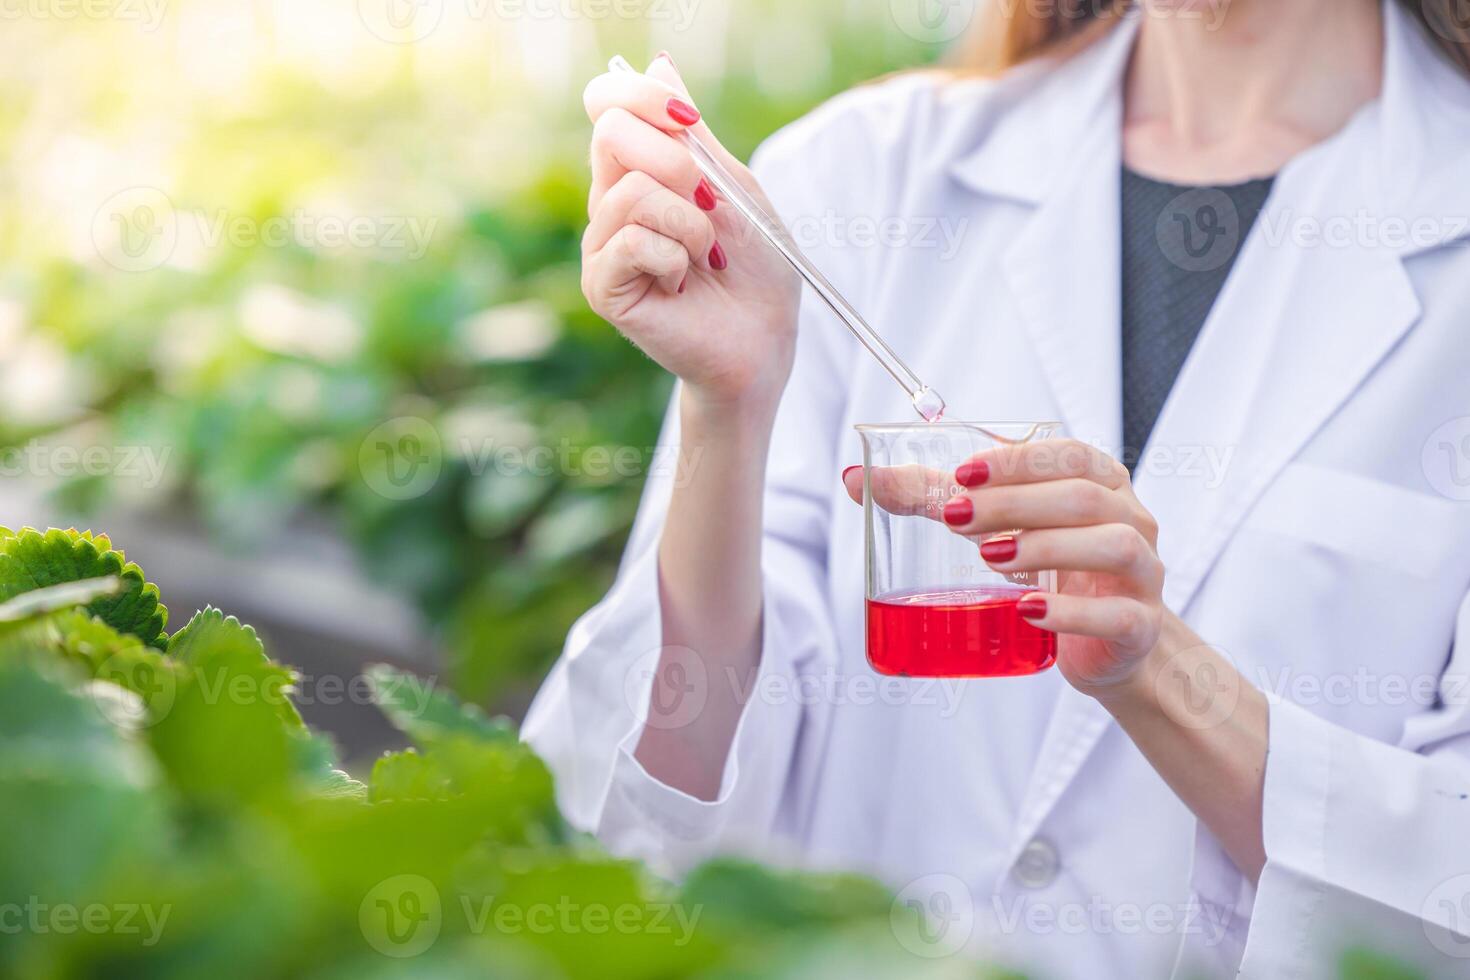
519,375,843,878
520,87,899,875
1177,586,1470,979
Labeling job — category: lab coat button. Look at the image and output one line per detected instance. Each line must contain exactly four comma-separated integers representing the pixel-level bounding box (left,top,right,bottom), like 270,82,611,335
1011,837,1060,889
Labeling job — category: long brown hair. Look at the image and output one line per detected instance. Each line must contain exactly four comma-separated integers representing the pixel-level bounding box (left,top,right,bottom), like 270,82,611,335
958,0,1470,77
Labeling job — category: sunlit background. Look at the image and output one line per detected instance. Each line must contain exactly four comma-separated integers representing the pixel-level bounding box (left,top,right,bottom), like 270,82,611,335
0,0,951,765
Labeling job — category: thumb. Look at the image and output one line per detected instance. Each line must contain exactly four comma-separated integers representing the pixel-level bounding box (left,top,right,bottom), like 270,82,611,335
842,464,954,520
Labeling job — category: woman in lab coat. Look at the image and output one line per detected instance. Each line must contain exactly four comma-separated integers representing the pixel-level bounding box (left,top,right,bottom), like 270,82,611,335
525,1,1470,976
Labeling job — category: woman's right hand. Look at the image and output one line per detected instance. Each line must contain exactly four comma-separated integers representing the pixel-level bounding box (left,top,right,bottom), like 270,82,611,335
580,54,801,416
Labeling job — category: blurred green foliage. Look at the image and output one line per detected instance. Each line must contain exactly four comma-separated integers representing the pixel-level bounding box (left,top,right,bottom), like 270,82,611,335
0,527,1427,976
0,2,936,705
0,524,1012,979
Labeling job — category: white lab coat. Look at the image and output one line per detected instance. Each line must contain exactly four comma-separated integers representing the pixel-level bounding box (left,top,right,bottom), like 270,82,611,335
524,4,1470,977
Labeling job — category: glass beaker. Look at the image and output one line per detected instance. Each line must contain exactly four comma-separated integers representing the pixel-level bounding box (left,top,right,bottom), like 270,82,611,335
855,421,1062,678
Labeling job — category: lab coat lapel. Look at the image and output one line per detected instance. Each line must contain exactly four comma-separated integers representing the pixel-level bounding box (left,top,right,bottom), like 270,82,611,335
967,20,1137,874
994,1,1470,872
1136,139,1422,618
996,30,1131,453
1136,2,1450,619
984,2,1470,875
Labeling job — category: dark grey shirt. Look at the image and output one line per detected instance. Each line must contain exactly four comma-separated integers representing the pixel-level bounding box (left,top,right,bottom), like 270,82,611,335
1120,167,1275,470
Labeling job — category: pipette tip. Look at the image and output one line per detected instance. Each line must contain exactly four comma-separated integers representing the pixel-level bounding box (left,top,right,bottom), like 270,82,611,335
913,387,946,422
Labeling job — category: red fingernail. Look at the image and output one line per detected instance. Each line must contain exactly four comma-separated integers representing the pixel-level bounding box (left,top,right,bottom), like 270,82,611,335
709,241,727,270
1016,596,1047,619
942,496,973,527
956,460,990,488
841,465,861,484
980,536,1017,563
666,97,700,125
694,178,716,211
677,275,687,294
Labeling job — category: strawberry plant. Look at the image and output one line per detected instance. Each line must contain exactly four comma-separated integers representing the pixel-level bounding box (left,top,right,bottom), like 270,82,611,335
0,527,1424,978
0,526,1012,980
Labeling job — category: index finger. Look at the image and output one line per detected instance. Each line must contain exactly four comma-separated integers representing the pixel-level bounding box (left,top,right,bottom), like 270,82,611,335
956,439,1129,491
584,70,701,133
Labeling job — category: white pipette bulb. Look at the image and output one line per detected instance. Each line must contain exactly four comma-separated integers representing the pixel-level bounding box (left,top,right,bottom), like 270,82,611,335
606,54,947,423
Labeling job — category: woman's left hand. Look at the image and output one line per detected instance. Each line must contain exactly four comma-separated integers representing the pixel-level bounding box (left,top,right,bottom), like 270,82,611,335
843,439,1166,700
845,440,1270,879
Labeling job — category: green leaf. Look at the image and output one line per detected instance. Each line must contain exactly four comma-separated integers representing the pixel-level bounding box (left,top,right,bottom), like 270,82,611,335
0,659,168,965
1338,948,1426,980
679,860,895,933
366,736,561,845
365,663,515,748
168,606,304,729
149,608,312,806
0,575,121,628
369,748,455,802
463,854,718,980
317,767,369,800
0,527,167,648
42,611,182,723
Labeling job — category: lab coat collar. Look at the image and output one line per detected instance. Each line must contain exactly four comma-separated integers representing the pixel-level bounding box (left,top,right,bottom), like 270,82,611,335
987,0,1470,879
1376,2,1470,257
946,1,1470,227
1143,0,1468,615
972,16,1140,456
944,12,1140,206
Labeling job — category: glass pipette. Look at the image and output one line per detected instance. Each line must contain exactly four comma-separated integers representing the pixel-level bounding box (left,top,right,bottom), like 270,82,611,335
607,55,947,422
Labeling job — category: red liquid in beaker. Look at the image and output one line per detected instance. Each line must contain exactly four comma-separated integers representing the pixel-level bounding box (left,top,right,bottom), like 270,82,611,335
866,586,1057,678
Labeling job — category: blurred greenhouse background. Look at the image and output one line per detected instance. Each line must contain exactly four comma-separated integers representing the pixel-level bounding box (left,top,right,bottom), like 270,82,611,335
0,0,948,766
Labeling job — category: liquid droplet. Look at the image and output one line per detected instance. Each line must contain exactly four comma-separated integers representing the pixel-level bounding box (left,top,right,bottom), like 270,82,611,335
912,387,946,422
